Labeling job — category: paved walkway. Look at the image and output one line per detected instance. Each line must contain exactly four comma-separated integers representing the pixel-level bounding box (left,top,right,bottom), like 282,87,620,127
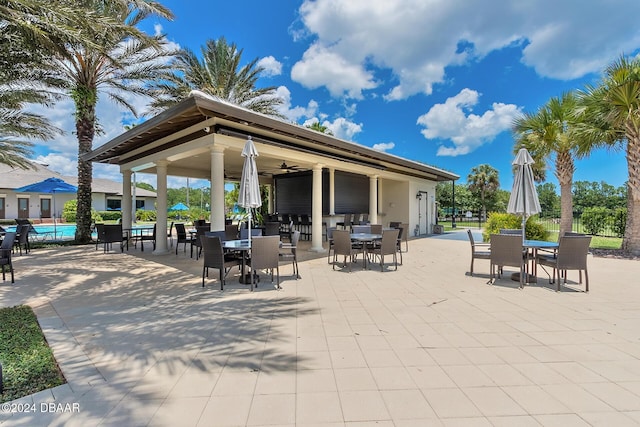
1,233,640,426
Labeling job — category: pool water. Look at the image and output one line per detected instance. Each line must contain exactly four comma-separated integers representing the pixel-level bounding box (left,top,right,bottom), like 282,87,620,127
5,224,82,240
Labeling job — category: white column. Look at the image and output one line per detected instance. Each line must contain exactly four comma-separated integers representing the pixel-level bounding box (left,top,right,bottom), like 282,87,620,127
311,163,324,252
369,175,378,225
153,160,169,254
121,169,132,231
329,167,335,215
210,145,225,231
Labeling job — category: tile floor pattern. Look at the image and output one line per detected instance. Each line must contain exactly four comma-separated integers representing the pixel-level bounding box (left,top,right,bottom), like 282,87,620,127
1,230,639,426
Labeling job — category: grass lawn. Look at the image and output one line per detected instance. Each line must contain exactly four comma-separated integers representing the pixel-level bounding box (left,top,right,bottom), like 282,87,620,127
0,305,65,403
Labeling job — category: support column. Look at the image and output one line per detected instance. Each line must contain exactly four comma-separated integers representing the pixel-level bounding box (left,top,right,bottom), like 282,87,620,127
369,175,378,225
210,145,225,231
329,167,335,215
121,169,132,231
153,160,169,254
311,163,324,252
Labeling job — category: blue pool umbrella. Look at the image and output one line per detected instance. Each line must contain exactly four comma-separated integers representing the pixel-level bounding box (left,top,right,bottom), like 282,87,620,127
16,177,77,238
169,202,189,211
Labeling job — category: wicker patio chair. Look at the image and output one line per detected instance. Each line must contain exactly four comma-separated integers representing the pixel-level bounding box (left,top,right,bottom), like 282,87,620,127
200,235,240,290
537,235,591,292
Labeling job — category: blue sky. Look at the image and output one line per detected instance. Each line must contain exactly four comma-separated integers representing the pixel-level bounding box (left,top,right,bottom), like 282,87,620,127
30,0,640,191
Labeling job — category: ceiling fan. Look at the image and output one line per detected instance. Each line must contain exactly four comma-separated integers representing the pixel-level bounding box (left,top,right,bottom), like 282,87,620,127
279,161,301,171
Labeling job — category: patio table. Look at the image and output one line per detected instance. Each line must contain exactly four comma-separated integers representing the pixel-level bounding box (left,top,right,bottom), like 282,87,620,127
223,239,252,284
125,226,155,251
350,233,382,269
511,240,559,282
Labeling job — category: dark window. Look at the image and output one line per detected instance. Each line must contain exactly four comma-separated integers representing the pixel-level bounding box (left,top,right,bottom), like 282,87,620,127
136,200,145,209
334,171,369,214
274,169,369,215
107,199,121,210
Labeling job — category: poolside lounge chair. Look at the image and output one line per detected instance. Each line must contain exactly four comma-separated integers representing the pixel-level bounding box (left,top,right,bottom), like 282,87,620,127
15,219,54,242
1,232,16,283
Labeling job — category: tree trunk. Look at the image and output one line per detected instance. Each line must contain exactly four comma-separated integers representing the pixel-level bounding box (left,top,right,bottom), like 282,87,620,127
555,150,574,237
74,92,96,244
623,127,640,255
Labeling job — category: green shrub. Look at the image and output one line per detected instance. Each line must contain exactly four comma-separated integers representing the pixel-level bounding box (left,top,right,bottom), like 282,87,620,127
136,209,157,222
483,212,549,242
62,199,103,223
581,207,609,235
611,207,627,238
97,210,121,221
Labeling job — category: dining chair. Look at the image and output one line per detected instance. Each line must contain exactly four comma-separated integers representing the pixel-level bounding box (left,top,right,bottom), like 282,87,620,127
467,229,490,276
240,228,263,240
537,235,591,292
94,223,105,250
14,224,30,255
326,226,337,264
249,235,281,290
264,221,281,236
167,221,174,248
395,226,404,265
352,225,371,234
370,224,383,234
400,223,409,252
500,229,522,235
102,224,128,253
137,224,156,251
369,228,400,271
191,225,209,259
331,229,355,272
489,234,526,288
0,232,16,283
279,230,301,279
174,223,193,255
200,235,240,290
225,224,238,241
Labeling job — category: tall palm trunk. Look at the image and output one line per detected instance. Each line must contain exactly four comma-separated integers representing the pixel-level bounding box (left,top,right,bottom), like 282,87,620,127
73,87,96,243
555,150,575,237
624,125,640,255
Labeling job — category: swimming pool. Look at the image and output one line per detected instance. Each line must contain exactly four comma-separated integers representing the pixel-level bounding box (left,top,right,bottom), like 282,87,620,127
4,224,81,240
4,224,156,241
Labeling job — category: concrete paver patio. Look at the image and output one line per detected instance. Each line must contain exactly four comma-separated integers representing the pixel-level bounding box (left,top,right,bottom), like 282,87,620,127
1,230,639,426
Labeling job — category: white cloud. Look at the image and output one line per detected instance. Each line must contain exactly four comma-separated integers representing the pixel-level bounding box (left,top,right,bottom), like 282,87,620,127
257,56,283,77
293,0,640,100
274,86,319,122
323,117,363,140
372,142,395,152
291,43,378,98
417,88,521,156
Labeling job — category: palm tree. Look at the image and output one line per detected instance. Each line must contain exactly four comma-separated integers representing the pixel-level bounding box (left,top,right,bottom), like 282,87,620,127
45,0,176,243
576,56,640,255
307,121,334,135
149,36,284,117
513,92,582,237
467,164,500,221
